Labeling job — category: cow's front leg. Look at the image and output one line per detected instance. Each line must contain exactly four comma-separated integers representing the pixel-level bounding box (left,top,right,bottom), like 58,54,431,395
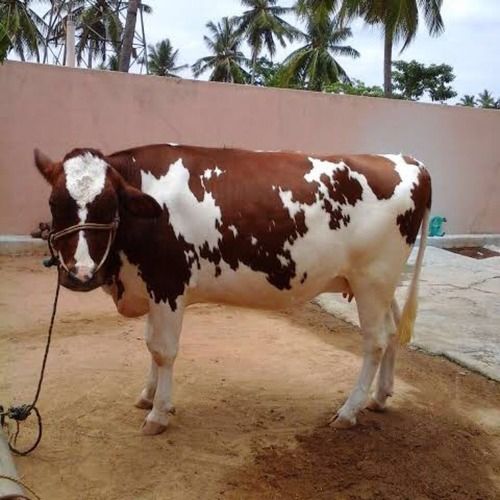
142,300,184,435
135,317,157,410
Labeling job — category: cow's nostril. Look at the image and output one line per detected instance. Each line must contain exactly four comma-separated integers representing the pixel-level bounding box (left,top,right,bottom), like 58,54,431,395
69,266,94,283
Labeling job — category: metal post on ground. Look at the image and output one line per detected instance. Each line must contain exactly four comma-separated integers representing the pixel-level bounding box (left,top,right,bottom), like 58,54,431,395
0,430,25,498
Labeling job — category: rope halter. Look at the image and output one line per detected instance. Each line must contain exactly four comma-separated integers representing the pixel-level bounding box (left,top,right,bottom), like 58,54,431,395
47,216,120,275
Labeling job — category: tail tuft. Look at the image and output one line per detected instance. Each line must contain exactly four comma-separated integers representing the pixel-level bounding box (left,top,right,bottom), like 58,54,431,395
397,295,417,345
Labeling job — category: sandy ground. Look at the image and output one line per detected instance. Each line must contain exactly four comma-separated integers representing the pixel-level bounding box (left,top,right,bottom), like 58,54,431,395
1,255,499,500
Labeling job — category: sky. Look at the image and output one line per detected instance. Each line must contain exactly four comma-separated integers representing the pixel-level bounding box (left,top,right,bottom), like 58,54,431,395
140,0,500,101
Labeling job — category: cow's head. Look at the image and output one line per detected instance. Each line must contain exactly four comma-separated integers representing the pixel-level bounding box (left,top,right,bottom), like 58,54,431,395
34,148,161,291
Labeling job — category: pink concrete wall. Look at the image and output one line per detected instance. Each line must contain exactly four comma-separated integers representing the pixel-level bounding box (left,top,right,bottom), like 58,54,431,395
1,61,499,234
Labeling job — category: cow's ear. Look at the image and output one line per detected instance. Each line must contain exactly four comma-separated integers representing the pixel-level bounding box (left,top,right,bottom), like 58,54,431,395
34,149,56,184
110,168,162,218
120,183,163,218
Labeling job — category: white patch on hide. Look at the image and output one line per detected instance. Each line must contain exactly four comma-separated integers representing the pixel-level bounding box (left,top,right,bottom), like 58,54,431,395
74,232,94,270
141,158,222,249
277,254,289,267
64,153,107,210
278,188,301,218
63,152,107,271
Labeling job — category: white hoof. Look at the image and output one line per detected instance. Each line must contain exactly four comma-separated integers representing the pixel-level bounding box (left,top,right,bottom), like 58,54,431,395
329,413,357,429
135,397,153,410
141,418,168,435
366,397,387,412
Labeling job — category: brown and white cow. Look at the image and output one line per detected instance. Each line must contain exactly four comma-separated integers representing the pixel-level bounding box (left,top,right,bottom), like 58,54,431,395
34,144,431,434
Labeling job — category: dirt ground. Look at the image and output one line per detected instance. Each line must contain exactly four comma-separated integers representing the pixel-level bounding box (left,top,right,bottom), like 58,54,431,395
445,246,500,259
1,255,499,500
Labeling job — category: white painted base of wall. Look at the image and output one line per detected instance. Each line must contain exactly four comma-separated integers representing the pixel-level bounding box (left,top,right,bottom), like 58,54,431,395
0,235,47,255
417,234,500,248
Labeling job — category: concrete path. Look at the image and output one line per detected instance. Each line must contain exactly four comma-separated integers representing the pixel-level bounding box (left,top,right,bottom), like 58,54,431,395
316,246,500,381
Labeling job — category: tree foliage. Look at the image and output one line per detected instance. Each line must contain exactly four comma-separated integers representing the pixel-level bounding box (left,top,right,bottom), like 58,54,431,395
458,95,476,107
0,19,13,62
0,0,489,110
144,39,187,77
0,0,45,62
324,79,384,97
76,0,122,68
277,9,359,90
48,1,153,70
477,89,497,109
339,0,444,96
457,92,500,110
392,59,456,102
192,17,250,83
234,0,298,83
252,56,282,86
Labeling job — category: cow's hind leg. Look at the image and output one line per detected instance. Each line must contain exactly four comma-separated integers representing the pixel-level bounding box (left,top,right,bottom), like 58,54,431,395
331,280,394,428
142,301,184,435
367,299,400,411
135,316,157,410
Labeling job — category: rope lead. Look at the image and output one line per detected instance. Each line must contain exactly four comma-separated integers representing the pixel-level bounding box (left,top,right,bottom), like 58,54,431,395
0,268,61,456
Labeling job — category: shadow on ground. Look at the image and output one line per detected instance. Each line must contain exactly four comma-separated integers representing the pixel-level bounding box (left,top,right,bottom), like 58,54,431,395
223,401,499,499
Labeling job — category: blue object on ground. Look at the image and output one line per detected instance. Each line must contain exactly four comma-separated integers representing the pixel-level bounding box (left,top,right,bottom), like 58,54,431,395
429,216,447,237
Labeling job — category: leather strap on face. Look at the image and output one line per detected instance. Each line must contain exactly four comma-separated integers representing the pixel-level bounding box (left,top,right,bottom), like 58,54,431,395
48,217,120,274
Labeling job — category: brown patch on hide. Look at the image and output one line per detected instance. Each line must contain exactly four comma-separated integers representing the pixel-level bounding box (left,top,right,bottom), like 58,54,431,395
396,167,432,245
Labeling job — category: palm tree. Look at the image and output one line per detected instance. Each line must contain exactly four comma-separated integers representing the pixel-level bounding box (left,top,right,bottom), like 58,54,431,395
235,0,298,84
477,90,496,109
1,19,13,62
47,1,151,69
340,0,444,96
98,51,118,70
295,0,339,22
119,0,139,71
76,0,122,68
458,95,476,107
278,11,359,91
144,39,187,77
192,17,250,83
0,0,47,61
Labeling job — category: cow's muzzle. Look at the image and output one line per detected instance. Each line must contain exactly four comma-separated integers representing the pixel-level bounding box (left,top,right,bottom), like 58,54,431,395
47,217,120,290
59,269,104,292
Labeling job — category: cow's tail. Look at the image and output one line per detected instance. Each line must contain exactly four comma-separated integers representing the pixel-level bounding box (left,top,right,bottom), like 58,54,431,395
396,204,431,345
